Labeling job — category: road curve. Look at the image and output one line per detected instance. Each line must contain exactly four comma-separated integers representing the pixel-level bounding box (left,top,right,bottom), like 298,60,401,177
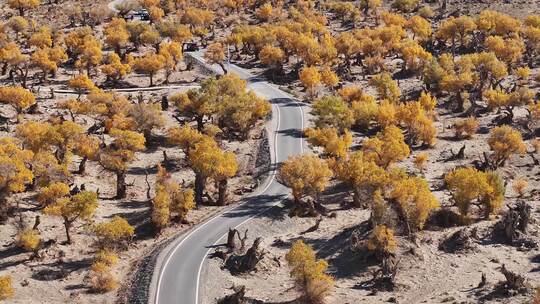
148,52,307,304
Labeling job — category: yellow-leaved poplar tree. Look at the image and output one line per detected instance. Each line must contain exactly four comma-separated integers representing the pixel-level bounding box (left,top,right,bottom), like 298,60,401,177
43,190,98,244
390,175,439,233
367,224,397,258
93,216,134,250
304,127,352,158
0,275,13,301
299,66,322,99
152,165,195,229
311,95,355,132
362,125,410,168
99,129,146,199
0,86,36,114
68,74,96,98
188,137,237,206
204,42,227,74
0,138,34,218
487,125,526,167
285,240,334,303
278,154,333,209
16,228,41,255
445,167,505,219
332,151,388,207
8,0,40,16
134,52,165,86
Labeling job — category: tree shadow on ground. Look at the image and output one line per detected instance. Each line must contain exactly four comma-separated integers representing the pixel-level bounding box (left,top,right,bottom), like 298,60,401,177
0,246,26,271
269,98,303,108
476,283,529,303
221,193,288,220
531,254,540,272
32,258,93,281
294,219,377,279
119,199,149,209
277,128,304,139
110,208,156,241
0,245,24,260
65,283,86,291
127,165,158,176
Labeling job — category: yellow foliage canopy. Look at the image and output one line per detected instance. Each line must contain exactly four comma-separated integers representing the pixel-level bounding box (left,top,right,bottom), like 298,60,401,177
278,154,333,204
37,181,70,206
0,138,34,195
305,127,352,158
369,72,401,103
93,216,134,249
367,224,397,256
362,125,410,168
0,275,13,301
285,240,333,303
16,228,40,252
332,151,388,207
299,66,321,98
390,175,439,232
0,86,36,113
487,125,526,166
445,167,505,218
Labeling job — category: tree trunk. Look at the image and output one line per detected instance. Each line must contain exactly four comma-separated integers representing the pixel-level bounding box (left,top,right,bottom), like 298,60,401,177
77,157,88,175
161,96,169,111
55,147,66,163
218,62,228,74
227,228,238,251
217,179,228,206
116,171,127,199
440,0,447,16
352,189,362,207
0,194,9,222
500,264,526,291
143,129,152,147
22,66,29,88
32,215,41,230
194,172,205,205
115,45,122,58
196,116,204,132
149,74,154,86
224,237,264,274
455,93,465,112
64,220,72,244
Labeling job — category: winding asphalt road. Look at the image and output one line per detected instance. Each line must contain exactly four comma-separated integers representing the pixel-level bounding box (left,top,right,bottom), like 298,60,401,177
149,52,307,304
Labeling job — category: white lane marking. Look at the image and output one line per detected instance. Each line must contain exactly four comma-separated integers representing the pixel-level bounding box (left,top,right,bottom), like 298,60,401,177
194,87,306,304
193,102,284,304
155,100,281,304
296,97,305,154
154,57,307,304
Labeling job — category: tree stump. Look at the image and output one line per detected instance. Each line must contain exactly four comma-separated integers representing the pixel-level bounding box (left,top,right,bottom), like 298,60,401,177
439,228,476,253
500,264,526,291
218,285,247,304
227,228,238,251
492,202,536,248
225,237,265,274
